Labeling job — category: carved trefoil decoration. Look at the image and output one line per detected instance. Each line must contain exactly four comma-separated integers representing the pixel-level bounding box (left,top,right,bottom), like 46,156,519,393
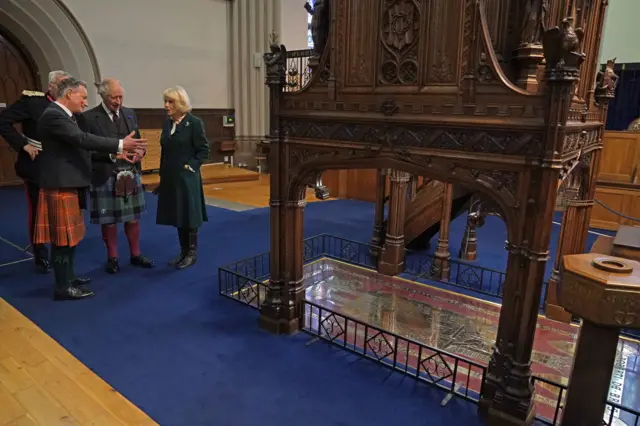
380,0,421,85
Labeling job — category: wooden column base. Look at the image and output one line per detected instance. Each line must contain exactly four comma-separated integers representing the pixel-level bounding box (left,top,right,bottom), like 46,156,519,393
481,404,535,426
258,315,300,335
562,321,620,426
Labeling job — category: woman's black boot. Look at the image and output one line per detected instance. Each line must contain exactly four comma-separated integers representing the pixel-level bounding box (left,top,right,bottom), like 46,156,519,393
169,228,187,266
176,229,197,269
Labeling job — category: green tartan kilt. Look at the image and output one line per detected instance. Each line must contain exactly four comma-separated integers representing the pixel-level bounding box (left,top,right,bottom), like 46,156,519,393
89,174,146,225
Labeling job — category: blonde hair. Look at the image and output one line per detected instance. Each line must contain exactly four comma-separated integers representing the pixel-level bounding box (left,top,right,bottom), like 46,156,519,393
162,86,192,114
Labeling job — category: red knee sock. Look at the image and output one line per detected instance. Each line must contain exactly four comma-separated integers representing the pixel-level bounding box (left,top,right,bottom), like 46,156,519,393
124,221,141,257
101,224,118,258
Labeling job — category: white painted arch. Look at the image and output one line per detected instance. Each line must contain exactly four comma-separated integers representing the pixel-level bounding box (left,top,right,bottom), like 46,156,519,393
0,0,101,104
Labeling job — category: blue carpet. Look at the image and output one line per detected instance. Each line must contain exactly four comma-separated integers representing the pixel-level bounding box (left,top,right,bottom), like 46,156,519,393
0,186,623,425
0,186,484,426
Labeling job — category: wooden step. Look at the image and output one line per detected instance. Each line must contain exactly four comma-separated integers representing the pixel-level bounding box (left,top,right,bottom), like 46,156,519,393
142,164,259,191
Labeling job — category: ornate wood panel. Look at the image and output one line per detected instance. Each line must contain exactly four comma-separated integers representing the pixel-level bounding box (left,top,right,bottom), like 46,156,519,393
262,0,615,423
0,31,38,186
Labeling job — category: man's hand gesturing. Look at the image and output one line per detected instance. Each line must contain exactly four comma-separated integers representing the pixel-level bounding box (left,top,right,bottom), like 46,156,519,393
122,131,146,153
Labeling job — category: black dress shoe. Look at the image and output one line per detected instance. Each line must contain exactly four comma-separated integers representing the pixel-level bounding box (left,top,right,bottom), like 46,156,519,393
105,257,120,274
169,252,184,266
35,258,51,274
131,255,155,268
53,286,95,301
71,277,91,289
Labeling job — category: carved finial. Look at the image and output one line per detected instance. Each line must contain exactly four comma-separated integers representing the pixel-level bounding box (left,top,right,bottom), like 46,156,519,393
594,57,618,103
268,31,279,45
542,17,586,81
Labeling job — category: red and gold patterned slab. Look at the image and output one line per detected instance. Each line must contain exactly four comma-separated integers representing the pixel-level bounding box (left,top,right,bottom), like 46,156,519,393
302,259,640,423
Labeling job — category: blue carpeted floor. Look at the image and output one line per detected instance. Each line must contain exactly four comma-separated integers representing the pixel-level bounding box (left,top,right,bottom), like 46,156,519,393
0,186,616,425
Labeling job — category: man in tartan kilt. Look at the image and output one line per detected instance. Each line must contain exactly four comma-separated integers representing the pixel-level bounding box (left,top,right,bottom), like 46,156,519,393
0,70,71,274
80,79,154,273
34,77,147,301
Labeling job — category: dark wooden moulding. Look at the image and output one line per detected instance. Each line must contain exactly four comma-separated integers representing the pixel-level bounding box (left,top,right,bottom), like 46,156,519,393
261,1,616,425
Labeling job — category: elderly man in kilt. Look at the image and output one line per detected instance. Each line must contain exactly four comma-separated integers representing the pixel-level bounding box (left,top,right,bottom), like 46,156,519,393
33,77,147,301
80,78,154,274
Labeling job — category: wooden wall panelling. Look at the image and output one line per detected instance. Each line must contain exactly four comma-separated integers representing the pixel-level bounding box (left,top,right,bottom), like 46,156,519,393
591,185,640,231
138,129,162,171
426,0,462,85
590,131,640,231
0,30,39,186
322,169,388,203
344,0,377,88
597,131,640,184
136,108,235,165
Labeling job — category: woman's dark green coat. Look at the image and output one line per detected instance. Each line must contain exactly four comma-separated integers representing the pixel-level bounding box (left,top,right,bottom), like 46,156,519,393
156,113,210,228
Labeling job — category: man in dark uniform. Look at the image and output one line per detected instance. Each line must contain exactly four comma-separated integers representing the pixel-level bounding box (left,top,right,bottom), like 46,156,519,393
79,78,154,273
0,70,71,273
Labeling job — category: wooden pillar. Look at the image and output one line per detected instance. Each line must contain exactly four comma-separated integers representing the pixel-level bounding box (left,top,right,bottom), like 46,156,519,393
434,183,453,280
545,200,581,322
259,42,306,335
378,170,410,275
370,168,387,256
459,210,481,261
479,21,582,424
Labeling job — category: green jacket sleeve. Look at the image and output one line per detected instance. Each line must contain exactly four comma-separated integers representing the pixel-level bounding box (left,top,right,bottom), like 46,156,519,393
187,118,210,171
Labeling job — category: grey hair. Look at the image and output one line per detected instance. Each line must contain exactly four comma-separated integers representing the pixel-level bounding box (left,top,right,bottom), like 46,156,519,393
55,77,87,99
96,78,123,97
48,70,71,84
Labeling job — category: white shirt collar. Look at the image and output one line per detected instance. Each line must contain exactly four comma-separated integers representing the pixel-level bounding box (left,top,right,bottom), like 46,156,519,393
54,101,73,117
102,102,119,118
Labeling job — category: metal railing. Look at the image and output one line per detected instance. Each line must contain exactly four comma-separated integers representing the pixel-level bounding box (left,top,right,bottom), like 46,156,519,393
218,234,640,425
285,49,314,92
301,300,486,403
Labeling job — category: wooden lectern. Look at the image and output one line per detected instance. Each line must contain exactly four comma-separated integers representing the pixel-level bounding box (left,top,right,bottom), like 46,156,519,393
559,253,640,425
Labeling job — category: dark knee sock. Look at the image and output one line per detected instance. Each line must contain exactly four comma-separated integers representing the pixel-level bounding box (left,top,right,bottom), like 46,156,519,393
51,245,71,290
68,246,77,281
101,224,118,258
124,221,141,257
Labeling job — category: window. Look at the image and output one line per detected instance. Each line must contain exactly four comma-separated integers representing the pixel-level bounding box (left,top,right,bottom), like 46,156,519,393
307,0,314,48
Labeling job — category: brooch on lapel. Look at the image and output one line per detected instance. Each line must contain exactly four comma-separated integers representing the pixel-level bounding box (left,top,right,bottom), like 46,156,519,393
185,121,190,127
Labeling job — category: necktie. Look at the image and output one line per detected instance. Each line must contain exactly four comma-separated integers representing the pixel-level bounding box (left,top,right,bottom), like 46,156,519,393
112,111,118,122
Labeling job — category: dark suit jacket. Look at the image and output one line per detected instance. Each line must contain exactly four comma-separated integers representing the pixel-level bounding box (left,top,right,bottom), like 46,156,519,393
78,105,141,186
0,91,53,181
37,103,120,189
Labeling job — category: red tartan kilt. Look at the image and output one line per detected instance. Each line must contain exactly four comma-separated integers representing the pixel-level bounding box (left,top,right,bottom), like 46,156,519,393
33,189,85,247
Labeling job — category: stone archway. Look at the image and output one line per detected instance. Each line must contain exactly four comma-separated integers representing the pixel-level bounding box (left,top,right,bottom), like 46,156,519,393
0,0,101,104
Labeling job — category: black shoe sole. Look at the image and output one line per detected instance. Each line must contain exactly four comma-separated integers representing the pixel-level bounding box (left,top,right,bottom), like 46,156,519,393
53,291,95,301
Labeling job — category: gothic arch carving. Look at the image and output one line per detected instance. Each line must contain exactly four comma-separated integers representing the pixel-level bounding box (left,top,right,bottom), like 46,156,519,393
0,0,101,103
287,153,519,240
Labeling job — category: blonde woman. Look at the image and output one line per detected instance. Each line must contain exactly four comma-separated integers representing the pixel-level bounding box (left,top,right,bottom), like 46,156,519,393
154,86,209,269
